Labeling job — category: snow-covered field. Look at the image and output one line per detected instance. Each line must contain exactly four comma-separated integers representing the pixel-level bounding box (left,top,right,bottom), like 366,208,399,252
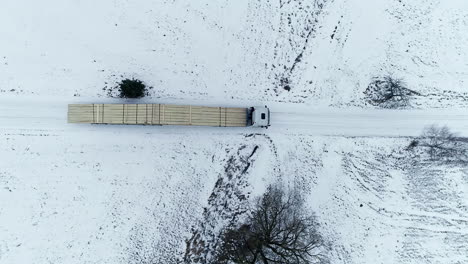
1,0,467,263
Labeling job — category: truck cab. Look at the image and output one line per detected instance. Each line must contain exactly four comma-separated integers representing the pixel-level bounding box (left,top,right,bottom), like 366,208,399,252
250,106,270,128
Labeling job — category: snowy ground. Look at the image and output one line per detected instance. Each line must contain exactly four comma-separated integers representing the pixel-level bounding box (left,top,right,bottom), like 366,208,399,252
1,131,467,263
1,0,468,263
2,0,468,107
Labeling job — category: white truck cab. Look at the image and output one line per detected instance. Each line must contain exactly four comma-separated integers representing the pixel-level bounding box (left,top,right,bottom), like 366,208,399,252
250,106,271,128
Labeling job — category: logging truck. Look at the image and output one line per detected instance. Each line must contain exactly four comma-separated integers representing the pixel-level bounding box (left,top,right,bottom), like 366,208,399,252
68,104,270,127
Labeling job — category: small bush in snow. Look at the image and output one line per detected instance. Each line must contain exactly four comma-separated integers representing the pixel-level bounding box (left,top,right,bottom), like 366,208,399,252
117,78,146,98
417,125,467,162
215,185,325,264
406,139,419,150
364,76,419,108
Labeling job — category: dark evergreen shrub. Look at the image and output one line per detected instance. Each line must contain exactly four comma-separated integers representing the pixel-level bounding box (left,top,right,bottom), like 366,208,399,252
118,78,146,98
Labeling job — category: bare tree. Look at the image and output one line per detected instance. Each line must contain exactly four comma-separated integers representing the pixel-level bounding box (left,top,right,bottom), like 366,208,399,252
215,185,325,264
364,76,420,108
418,125,467,161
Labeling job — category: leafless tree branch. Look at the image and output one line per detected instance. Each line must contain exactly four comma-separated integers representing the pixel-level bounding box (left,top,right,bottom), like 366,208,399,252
215,185,325,264
414,125,468,162
365,76,420,108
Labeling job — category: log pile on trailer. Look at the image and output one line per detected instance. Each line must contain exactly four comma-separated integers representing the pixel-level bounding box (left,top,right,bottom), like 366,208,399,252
68,104,249,127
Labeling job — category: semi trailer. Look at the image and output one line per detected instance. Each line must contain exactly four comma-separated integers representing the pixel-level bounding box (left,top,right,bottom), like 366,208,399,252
68,104,270,127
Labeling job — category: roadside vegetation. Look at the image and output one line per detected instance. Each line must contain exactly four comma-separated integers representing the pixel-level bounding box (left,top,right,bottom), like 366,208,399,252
117,78,147,98
215,185,325,264
408,125,468,163
365,76,420,108
106,78,150,98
